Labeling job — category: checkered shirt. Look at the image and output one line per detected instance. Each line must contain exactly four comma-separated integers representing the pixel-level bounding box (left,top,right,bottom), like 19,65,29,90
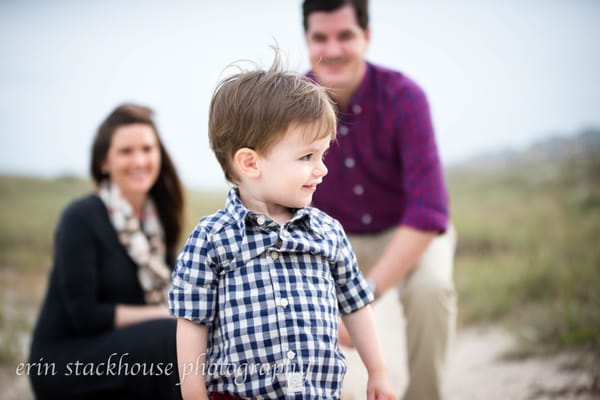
169,188,373,399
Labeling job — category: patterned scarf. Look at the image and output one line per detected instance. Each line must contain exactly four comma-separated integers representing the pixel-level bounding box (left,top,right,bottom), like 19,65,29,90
98,181,170,305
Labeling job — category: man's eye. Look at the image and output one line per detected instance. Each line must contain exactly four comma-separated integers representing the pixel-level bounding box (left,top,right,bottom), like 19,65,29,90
311,34,327,43
339,31,355,41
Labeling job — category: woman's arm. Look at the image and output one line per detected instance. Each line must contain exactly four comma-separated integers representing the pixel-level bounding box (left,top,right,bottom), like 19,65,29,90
55,201,116,333
57,199,174,331
176,318,209,400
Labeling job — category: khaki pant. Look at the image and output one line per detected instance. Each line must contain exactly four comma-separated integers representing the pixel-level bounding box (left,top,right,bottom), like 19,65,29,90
343,225,457,400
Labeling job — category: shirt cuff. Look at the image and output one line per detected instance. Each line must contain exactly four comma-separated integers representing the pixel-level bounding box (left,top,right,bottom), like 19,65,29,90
336,274,374,315
168,275,216,325
401,205,448,233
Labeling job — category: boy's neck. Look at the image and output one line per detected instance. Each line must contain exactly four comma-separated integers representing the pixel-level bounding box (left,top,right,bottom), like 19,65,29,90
237,188,294,226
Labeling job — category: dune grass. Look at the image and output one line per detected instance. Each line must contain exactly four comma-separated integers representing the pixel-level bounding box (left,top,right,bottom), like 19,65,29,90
0,174,226,365
0,154,598,371
448,155,600,356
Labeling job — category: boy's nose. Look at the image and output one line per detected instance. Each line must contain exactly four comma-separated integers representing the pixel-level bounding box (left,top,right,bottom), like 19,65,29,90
316,160,328,177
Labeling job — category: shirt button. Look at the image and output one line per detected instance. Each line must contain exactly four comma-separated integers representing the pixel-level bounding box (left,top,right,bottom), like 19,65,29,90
344,157,355,168
361,214,372,225
281,229,289,237
339,125,349,136
256,215,266,225
352,104,362,114
279,298,289,307
271,251,279,260
353,184,364,195
287,351,296,360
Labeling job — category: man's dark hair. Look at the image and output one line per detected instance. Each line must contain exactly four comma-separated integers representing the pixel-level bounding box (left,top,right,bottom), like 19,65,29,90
302,0,369,31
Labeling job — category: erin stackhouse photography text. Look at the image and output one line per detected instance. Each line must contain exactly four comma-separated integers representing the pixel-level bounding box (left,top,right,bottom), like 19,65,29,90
16,353,174,377
17,353,312,385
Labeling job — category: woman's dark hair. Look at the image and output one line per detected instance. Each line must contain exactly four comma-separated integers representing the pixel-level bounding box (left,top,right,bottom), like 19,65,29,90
302,0,369,31
90,103,184,255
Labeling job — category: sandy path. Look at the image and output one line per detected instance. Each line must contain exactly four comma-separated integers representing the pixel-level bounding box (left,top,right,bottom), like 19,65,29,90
1,288,596,400
341,289,597,400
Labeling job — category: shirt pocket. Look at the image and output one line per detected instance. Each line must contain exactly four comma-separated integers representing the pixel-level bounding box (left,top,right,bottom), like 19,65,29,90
296,259,338,314
295,260,340,351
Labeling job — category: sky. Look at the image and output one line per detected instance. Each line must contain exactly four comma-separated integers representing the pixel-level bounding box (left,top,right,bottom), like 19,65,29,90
1,0,599,189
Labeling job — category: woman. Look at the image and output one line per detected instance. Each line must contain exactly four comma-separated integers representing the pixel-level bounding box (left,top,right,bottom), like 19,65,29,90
29,104,185,399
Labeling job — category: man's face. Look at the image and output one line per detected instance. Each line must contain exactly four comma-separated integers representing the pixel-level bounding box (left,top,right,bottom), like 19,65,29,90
305,4,370,94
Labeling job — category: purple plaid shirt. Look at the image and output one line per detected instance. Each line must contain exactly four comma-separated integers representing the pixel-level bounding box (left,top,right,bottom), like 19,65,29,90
309,62,449,234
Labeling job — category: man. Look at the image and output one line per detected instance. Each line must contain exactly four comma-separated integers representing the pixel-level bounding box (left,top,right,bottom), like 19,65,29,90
302,1,457,399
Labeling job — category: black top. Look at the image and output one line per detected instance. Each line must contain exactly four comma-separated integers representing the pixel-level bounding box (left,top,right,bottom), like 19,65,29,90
29,194,181,400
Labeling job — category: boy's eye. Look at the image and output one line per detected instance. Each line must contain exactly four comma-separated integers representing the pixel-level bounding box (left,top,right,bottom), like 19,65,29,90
300,154,312,161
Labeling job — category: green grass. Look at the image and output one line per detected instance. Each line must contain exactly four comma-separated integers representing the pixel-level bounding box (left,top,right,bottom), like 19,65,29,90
448,155,600,355
0,175,92,273
0,174,226,365
1,154,599,370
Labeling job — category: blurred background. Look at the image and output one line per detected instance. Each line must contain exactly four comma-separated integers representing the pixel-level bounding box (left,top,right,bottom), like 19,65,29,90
1,0,599,398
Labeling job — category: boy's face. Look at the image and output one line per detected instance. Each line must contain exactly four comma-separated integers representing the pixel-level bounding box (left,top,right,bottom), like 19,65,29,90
305,4,370,94
254,123,331,214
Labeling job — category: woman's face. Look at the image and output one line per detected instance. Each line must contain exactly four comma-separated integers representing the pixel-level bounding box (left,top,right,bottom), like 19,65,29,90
102,123,161,201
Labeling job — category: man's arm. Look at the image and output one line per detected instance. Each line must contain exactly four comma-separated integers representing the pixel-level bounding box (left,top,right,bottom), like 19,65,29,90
176,318,209,400
367,225,436,297
342,306,396,400
338,226,435,348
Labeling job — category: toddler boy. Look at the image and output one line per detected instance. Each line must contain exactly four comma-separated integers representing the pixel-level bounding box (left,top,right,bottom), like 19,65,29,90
169,54,395,400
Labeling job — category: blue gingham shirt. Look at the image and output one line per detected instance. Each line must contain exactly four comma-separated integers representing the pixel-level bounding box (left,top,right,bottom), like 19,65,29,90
169,188,373,399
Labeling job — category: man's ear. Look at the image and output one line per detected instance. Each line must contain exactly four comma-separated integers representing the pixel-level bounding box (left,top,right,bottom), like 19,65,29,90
233,148,260,179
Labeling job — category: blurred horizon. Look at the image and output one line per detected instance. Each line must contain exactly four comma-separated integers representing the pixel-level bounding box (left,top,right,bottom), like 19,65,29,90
1,0,600,189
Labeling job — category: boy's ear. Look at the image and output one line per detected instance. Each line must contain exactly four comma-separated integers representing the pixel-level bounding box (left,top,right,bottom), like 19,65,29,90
233,148,260,179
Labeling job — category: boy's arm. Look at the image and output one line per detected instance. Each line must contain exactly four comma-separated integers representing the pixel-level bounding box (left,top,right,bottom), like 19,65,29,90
177,318,209,400
342,305,396,400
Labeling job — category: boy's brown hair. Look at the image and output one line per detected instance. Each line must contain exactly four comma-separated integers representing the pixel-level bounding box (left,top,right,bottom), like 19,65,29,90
208,51,337,183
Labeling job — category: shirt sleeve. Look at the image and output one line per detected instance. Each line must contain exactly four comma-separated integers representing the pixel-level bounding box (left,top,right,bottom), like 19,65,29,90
169,223,219,325
397,83,449,232
55,203,115,333
330,221,373,314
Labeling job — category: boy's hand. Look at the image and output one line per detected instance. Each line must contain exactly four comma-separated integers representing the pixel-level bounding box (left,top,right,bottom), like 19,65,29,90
366,369,396,400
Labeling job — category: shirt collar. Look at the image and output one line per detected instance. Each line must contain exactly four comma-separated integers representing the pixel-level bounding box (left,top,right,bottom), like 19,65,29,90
224,187,325,238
